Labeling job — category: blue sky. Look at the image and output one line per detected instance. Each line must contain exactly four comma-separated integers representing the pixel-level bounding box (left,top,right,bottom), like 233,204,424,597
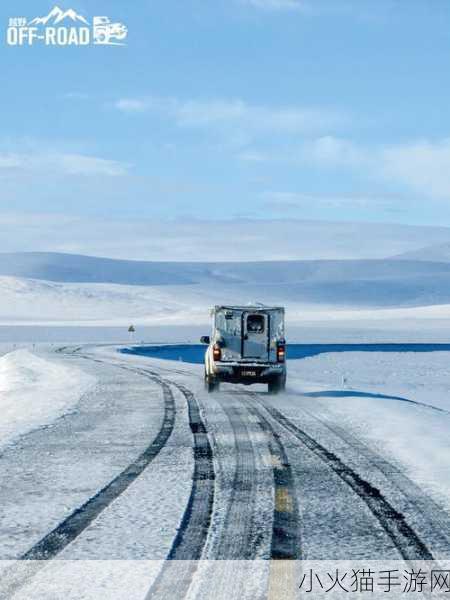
1,0,450,257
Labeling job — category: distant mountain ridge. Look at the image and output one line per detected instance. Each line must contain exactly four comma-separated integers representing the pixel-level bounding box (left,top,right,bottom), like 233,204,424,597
0,253,196,286
2,252,450,322
1,251,450,287
393,242,450,263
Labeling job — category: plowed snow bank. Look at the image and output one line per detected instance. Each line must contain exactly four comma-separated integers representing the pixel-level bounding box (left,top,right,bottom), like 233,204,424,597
0,350,95,448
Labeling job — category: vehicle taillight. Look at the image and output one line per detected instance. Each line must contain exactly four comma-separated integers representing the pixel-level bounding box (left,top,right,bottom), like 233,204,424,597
213,344,222,361
277,344,286,363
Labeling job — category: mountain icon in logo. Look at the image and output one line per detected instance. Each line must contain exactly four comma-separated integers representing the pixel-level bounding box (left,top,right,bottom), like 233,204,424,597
28,6,89,26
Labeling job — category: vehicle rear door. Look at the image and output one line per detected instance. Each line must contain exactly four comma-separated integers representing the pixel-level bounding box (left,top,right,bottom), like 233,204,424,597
242,312,269,360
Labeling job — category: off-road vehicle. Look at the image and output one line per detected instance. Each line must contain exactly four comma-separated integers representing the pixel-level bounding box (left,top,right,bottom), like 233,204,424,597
201,305,286,394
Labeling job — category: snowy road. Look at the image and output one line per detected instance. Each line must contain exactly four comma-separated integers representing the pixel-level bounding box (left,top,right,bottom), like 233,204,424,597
1,345,450,598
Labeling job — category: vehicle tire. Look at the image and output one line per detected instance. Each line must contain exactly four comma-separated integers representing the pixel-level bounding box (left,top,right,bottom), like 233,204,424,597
205,374,219,393
268,380,279,394
268,375,285,395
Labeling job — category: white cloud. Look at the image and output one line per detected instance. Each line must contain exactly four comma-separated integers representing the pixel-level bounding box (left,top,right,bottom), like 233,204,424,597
115,98,149,113
294,136,450,200
262,191,402,212
236,136,366,167
115,95,450,201
57,154,129,176
238,150,270,162
0,151,130,177
114,96,346,137
0,154,23,169
300,136,368,167
0,212,446,261
381,139,450,199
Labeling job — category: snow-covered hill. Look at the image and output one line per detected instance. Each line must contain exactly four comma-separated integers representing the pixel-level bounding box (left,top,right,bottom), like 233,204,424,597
0,253,195,285
2,252,450,285
0,350,95,448
1,252,450,325
394,242,450,263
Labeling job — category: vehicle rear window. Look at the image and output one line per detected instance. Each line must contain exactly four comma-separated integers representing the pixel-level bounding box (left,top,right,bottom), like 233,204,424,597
247,314,265,333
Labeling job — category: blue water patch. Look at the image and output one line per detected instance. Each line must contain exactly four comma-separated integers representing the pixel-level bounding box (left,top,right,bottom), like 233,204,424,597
122,344,206,363
121,343,450,365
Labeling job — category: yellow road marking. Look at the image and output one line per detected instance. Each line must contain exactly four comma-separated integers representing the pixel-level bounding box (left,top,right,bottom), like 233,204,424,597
275,486,293,514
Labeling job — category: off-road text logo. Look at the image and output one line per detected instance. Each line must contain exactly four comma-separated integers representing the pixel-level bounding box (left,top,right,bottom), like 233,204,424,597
6,5,128,46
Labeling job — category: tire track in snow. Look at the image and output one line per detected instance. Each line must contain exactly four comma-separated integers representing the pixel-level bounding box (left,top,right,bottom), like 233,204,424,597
254,396,434,561
301,404,450,557
211,400,262,560
52,354,215,599
75,356,215,564
76,357,215,562
165,382,215,560
144,381,215,600
22,378,175,560
245,400,302,561
0,364,176,599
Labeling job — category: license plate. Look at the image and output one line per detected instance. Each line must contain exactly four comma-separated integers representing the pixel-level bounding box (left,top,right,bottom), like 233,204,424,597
241,370,257,377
